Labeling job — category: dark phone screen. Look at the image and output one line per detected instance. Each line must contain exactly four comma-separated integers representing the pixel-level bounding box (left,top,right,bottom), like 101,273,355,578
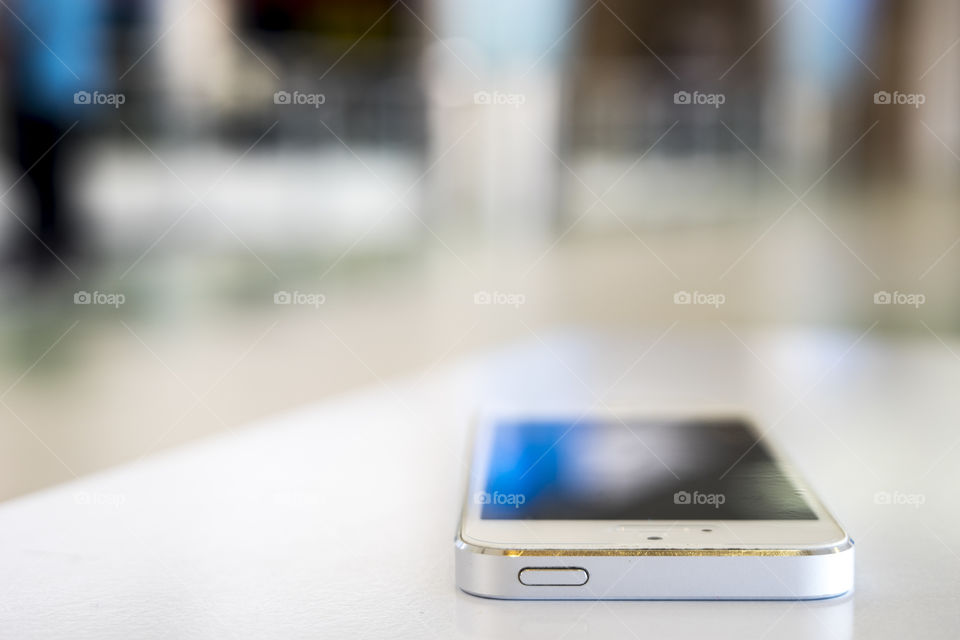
479,418,817,520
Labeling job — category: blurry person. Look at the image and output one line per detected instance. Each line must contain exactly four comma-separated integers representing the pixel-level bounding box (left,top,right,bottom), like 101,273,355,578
1,0,110,279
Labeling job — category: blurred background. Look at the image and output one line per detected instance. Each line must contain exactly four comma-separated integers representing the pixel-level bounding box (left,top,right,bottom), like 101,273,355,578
0,0,958,501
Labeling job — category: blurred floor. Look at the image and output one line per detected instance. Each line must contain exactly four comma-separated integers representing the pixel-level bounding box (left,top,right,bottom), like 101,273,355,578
2,187,958,501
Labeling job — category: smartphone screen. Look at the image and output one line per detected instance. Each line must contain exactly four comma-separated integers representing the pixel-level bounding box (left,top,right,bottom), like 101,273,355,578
479,418,817,520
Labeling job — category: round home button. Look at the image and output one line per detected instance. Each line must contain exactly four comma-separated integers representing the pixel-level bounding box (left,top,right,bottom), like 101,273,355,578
518,567,589,586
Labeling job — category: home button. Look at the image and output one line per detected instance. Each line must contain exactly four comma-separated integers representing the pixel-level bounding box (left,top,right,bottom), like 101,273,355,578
518,567,589,586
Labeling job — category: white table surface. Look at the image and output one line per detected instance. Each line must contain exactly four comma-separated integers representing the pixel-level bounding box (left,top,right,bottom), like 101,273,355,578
1,326,959,639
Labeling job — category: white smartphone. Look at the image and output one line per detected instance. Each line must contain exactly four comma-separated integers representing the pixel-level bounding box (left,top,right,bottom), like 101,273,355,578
456,412,854,600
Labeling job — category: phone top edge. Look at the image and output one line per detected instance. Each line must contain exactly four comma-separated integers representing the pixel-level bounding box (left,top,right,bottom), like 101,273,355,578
472,406,760,428
455,531,853,557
